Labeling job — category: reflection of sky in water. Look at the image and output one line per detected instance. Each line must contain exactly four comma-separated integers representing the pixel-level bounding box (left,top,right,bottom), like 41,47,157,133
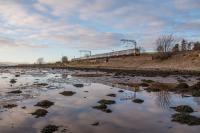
0,68,200,133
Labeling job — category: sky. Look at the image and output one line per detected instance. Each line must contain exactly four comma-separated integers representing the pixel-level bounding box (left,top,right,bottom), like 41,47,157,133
0,0,200,63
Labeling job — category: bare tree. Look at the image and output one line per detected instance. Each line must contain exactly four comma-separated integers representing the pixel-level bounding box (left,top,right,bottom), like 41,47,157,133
37,58,44,65
155,34,176,60
156,34,175,53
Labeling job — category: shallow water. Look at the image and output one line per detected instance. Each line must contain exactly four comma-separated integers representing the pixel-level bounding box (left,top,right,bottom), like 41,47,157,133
0,68,200,133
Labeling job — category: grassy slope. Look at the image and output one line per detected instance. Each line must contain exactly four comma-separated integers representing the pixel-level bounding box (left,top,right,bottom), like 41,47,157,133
69,50,200,71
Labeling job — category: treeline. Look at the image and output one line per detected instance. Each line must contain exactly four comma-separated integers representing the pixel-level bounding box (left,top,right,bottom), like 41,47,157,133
155,34,200,60
172,40,200,52
35,56,69,65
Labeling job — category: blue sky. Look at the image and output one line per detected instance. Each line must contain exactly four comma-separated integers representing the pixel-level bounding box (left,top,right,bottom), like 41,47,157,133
0,0,200,63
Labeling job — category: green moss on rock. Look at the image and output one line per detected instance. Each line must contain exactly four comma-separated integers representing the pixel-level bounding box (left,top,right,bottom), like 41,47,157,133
35,100,54,108
31,109,48,118
41,125,59,133
172,113,200,125
171,105,194,113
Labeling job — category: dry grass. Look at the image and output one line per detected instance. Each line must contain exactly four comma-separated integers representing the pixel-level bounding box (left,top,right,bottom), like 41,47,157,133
69,50,200,71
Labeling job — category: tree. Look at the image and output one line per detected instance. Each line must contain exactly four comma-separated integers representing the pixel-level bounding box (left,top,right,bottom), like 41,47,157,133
187,42,192,50
181,39,187,51
62,56,68,63
156,34,175,53
155,34,176,60
37,58,44,65
193,41,200,50
172,44,179,52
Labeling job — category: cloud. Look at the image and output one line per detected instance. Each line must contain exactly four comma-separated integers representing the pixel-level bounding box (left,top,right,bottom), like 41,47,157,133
0,37,48,49
0,1,45,27
173,0,200,10
0,0,200,62
33,2,49,13
37,0,83,16
177,19,200,31
32,0,169,50
36,25,126,49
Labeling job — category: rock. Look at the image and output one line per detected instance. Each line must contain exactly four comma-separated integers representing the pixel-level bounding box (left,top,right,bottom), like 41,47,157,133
93,104,112,113
60,91,76,96
15,74,20,77
133,99,144,104
93,104,107,110
104,109,112,113
73,84,84,88
106,93,116,97
171,105,194,113
172,113,200,125
92,122,100,126
3,104,17,109
35,100,54,108
118,90,124,93
98,99,116,105
22,106,26,109
41,125,59,133
34,83,48,87
8,90,22,94
141,79,155,83
31,109,48,118
10,79,17,84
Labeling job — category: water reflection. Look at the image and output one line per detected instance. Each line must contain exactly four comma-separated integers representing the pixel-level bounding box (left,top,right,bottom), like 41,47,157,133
155,91,172,110
194,97,200,106
0,69,200,133
120,86,140,101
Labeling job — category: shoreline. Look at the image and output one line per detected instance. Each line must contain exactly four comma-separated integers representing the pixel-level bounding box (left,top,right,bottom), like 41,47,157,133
1,65,200,76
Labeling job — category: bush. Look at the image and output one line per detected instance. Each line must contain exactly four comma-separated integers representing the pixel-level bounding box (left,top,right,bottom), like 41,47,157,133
154,52,172,60
193,42,200,51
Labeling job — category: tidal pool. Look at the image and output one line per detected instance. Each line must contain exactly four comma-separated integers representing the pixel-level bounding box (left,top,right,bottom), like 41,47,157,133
0,68,200,133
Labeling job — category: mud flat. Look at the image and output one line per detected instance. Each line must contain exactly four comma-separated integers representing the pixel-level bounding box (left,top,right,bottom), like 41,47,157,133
66,66,200,76
0,68,200,133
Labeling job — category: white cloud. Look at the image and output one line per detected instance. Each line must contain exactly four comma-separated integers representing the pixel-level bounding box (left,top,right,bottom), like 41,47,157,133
37,0,83,16
0,37,48,49
0,0,200,62
33,3,49,12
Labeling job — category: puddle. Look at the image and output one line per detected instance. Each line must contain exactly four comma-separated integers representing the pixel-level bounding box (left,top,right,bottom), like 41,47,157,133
0,68,200,133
